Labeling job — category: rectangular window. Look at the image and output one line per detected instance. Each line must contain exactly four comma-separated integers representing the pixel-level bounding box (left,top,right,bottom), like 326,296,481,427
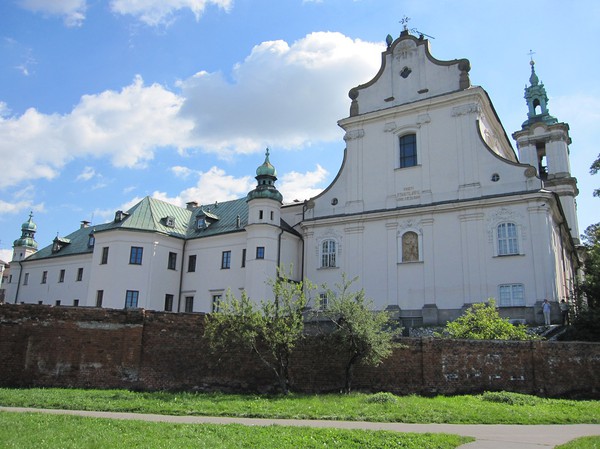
259,210,264,220
55,300,61,306
256,246,265,259
76,267,83,281
270,211,274,221
188,255,197,272
125,290,139,309
212,294,222,313
41,271,47,284
59,269,65,283
399,133,417,168
96,290,104,308
498,223,519,256
164,294,174,312
73,299,79,307
101,247,109,264
23,273,29,285
221,251,231,269
321,239,337,268
319,293,328,310
167,252,177,270
241,249,246,268
185,296,194,313
130,246,143,265
499,284,525,307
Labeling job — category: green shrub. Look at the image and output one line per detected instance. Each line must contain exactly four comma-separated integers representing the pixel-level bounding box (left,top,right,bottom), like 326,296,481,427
480,391,541,406
364,392,399,404
438,300,539,340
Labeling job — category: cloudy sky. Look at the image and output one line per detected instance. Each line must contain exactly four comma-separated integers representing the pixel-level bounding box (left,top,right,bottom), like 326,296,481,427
1,0,598,262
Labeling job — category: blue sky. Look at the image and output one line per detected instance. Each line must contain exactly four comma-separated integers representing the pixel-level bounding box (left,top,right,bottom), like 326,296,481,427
1,0,599,262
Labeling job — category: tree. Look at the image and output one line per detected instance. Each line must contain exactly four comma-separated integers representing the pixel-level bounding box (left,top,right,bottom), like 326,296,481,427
439,300,537,340
563,224,600,341
203,268,312,394
321,274,400,393
562,154,600,341
590,152,600,198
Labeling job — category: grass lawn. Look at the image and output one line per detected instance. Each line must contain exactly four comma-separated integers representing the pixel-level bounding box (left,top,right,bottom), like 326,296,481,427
0,388,598,424
0,411,471,449
556,436,600,449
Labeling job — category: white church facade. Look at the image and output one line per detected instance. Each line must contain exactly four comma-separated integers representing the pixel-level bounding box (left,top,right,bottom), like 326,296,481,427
5,30,581,325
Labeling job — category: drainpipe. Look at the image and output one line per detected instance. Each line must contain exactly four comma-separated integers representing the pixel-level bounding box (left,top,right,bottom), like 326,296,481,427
177,238,187,313
14,260,23,304
277,227,285,279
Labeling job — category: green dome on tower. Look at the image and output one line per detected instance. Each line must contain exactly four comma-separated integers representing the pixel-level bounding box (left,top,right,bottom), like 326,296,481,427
247,148,283,203
256,148,277,177
13,212,38,250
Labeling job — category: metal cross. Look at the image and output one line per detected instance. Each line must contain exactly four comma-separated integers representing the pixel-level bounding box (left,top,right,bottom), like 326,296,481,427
400,16,411,31
527,49,536,62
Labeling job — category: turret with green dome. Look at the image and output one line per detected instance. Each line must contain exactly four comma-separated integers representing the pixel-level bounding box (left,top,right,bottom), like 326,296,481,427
13,212,38,250
521,59,557,128
247,148,283,203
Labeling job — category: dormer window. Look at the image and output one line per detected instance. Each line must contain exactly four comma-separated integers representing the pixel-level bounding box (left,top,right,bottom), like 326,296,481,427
196,209,219,230
88,232,95,248
114,210,129,222
164,216,175,228
52,237,71,253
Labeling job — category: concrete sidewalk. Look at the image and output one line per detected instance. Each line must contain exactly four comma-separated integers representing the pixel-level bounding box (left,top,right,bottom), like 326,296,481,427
1,406,599,448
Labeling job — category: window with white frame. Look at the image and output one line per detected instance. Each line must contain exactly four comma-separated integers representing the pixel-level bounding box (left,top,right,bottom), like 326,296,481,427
318,292,328,310
498,283,525,307
497,222,519,256
321,239,337,268
212,294,222,313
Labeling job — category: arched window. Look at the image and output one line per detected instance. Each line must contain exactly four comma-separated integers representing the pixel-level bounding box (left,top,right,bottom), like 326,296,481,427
321,239,337,268
497,223,518,255
401,231,419,262
399,133,417,168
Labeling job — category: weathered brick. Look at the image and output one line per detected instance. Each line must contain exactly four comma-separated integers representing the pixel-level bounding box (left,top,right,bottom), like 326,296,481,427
0,304,598,397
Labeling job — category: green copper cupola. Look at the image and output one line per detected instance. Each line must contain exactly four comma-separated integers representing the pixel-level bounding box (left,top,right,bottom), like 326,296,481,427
13,211,38,250
521,59,557,128
247,148,283,203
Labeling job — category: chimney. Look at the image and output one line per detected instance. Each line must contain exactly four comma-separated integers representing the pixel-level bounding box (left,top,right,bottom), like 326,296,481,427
186,201,198,211
80,220,91,229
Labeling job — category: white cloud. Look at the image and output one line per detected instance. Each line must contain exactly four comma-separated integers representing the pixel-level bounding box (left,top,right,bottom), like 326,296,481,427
151,166,253,207
18,0,87,27
0,76,194,189
178,32,382,155
109,0,233,26
0,33,381,191
76,166,96,181
171,165,194,179
279,164,328,203
0,249,13,263
0,199,35,214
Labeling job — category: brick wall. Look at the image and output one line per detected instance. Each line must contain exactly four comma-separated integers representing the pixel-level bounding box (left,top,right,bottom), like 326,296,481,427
1,304,598,397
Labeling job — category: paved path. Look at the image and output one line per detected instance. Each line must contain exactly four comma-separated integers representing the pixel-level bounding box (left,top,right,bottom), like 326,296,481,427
2,407,599,448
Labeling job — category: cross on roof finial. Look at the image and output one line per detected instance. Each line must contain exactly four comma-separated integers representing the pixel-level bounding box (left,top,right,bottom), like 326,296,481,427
528,49,536,65
400,16,410,31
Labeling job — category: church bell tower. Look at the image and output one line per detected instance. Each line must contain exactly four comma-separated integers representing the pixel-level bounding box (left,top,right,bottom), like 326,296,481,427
512,59,580,243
